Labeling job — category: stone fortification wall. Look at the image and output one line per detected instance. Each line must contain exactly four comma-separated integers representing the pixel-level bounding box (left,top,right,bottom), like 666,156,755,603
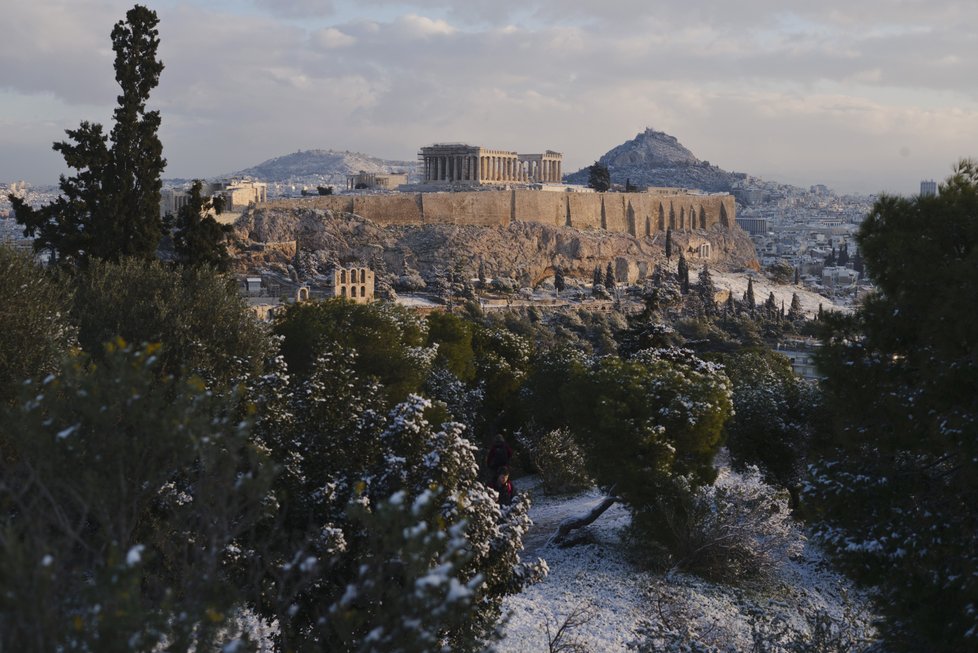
420,191,512,227
260,190,735,235
354,194,421,226
566,193,604,230
513,190,566,227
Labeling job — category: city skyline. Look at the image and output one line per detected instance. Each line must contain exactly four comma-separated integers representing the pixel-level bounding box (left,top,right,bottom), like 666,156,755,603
1,0,976,194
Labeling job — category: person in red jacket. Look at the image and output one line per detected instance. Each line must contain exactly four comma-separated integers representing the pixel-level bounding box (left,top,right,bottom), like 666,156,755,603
491,467,515,506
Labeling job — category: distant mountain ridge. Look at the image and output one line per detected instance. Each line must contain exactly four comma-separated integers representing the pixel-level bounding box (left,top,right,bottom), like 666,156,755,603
230,149,419,185
565,128,746,192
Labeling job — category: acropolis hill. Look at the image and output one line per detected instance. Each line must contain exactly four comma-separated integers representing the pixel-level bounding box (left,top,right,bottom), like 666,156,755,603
231,136,755,287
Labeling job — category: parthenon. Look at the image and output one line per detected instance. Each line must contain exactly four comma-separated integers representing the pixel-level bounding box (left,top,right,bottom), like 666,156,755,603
419,144,563,185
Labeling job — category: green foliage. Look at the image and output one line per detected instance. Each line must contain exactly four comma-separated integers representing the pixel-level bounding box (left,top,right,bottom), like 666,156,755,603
719,349,814,495
0,343,272,651
247,352,543,650
11,5,165,265
765,259,795,284
72,258,270,388
604,262,615,288
587,161,611,192
472,324,532,427
427,311,477,383
529,347,732,512
665,228,673,259
0,245,76,405
273,299,430,404
170,179,233,270
810,159,978,651
677,253,689,295
518,427,592,494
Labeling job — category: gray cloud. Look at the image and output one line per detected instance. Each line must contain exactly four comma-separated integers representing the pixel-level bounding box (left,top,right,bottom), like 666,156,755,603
1,0,976,193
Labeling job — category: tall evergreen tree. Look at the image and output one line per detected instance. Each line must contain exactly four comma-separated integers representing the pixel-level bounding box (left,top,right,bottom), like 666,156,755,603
811,160,978,651
696,265,717,315
592,265,602,288
10,5,165,265
837,242,850,267
587,161,611,192
677,253,690,295
554,266,565,295
665,227,673,259
170,180,232,270
604,262,615,289
763,291,777,319
743,277,756,314
787,292,804,322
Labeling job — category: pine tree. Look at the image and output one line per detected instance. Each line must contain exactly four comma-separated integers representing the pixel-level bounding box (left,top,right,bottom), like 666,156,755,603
665,228,673,259
170,180,232,270
587,162,611,192
825,246,837,267
604,262,615,289
677,253,690,295
592,265,602,288
11,5,166,265
477,260,487,288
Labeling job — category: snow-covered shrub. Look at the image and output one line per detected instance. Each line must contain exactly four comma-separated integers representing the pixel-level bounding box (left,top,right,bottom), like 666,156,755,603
517,427,592,494
638,466,804,583
244,348,544,651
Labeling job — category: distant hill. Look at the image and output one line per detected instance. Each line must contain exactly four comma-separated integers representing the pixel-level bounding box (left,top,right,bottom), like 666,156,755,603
565,128,746,192
229,149,419,186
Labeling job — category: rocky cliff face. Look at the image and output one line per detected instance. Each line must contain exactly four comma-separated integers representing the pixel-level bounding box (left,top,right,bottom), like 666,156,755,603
232,206,758,287
565,128,746,192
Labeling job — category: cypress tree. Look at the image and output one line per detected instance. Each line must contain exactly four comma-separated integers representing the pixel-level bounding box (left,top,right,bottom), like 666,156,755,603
677,253,689,295
554,266,565,295
593,265,602,288
787,292,804,322
604,262,615,289
665,228,673,259
11,5,166,265
744,277,756,314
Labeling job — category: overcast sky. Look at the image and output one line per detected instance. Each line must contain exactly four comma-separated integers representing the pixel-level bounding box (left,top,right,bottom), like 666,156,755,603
2,0,976,193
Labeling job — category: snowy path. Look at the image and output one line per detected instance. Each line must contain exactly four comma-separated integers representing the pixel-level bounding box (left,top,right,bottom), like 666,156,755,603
502,478,652,652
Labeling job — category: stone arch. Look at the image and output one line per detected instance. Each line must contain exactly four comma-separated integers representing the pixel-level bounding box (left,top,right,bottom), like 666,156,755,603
360,268,367,283
340,269,347,283
351,286,357,298
699,206,707,230
720,203,730,228
341,286,347,298
658,203,665,231
296,286,310,302
699,242,712,259
531,265,559,287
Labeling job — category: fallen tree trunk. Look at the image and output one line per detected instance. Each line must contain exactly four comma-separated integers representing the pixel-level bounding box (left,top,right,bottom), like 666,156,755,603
549,492,619,547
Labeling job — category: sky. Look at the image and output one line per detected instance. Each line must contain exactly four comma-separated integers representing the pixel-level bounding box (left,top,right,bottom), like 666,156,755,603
1,0,976,194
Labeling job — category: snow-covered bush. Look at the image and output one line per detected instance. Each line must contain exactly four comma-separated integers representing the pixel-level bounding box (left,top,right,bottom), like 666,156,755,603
244,348,545,651
638,466,804,583
517,427,592,494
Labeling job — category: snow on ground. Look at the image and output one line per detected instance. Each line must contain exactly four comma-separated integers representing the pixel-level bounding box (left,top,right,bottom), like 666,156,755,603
502,478,649,652
710,271,847,319
502,474,877,652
